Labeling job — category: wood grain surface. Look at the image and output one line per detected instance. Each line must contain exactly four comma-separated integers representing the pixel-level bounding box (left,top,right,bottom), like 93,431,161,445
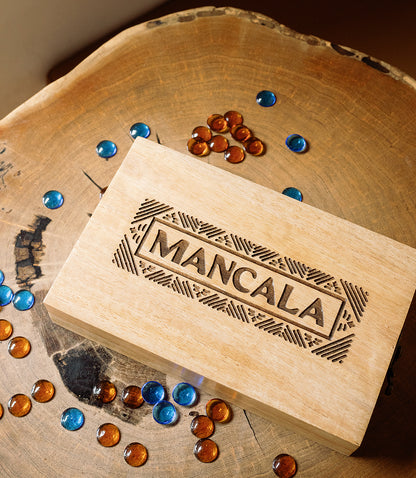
0,6,415,477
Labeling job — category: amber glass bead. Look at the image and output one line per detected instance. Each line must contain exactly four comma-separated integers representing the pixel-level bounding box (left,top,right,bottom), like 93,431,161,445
206,398,232,423
31,379,55,403
272,454,297,478
192,126,212,142
93,380,117,403
230,124,252,142
124,442,148,467
208,135,229,153
244,137,266,156
194,438,219,463
224,110,243,128
0,403,3,419
190,415,215,438
187,138,210,157
8,394,32,417
0,319,13,340
121,385,144,409
8,336,31,358
207,114,229,133
224,146,245,164
96,423,121,447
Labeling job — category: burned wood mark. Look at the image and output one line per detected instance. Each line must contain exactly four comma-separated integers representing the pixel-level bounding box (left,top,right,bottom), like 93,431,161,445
0,160,13,190
361,57,389,74
14,215,51,287
330,43,355,57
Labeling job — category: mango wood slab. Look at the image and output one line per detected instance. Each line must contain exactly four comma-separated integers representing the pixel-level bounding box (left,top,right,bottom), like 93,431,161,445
0,6,415,477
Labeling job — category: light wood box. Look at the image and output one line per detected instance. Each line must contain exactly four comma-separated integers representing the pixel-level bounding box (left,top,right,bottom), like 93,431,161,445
44,138,416,455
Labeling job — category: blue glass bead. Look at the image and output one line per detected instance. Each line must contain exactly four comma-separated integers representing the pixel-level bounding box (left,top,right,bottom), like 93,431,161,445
0,270,4,285
0,285,14,306
285,134,308,153
96,140,117,158
130,122,151,139
141,381,165,405
61,407,85,431
282,187,303,202
12,290,35,311
42,190,64,209
152,400,177,425
172,382,197,406
256,90,276,107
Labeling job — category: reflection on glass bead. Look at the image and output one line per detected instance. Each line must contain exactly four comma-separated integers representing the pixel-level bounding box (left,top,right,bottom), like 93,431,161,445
12,290,35,311
121,385,144,409
42,190,64,209
0,319,13,341
272,454,297,478
0,403,3,419
244,137,265,156
208,135,229,153
61,407,85,431
8,336,31,358
96,423,121,447
31,379,55,403
230,125,252,143
187,138,210,157
124,442,148,467
8,394,32,417
224,146,245,164
130,122,151,139
282,187,303,202
93,380,117,403
0,285,14,306
224,110,243,128
152,400,177,425
141,381,165,405
96,140,117,158
191,415,215,438
172,382,197,406
194,438,219,463
206,398,232,423
285,134,307,153
256,90,276,107
207,114,229,133
0,269,4,285
192,126,212,142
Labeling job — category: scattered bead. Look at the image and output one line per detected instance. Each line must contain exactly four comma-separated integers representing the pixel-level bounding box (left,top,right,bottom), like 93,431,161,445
282,187,303,202
224,146,245,164
187,138,210,157
193,438,219,463
153,400,177,425
124,443,148,467
0,403,3,419
12,289,35,311
208,135,229,152
206,398,232,423
42,190,64,209
172,382,197,406
93,380,117,403
8,394,32,417
256,90,277,107
190,415,215,439
130,122,151,139
0,285,14,306
272,454,297,478
224,110,243,128
31,379,55,403
61,407,85,431
96,423,121,447
207,114,229,133
0,269,4,285
244,137,266,156
285,134,307,153
8,336,31,358
192,126,212,142
141,381,165,405
121,385,144,409
96,140,117,158
230,124,252,143
0,319,13,341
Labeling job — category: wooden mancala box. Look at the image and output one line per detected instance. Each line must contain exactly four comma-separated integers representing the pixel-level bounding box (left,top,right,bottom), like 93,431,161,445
44,137,416,455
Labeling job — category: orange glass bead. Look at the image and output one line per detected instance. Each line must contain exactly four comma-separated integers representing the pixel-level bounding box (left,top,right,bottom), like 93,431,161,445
224,110,243,128
8,336,31,358
272,454,297,478
96,423,121,447
121,385,144,409
0,319,13,340
93,380,117,403
230,124,252,142
244,137,266,156
0,403,3,419
192,126,212,142
193,438,219,463
31,379,55,403
208,135,229,153
8,394,32,417
206,398,232,423
190,415,215,439
187,138,210,157
124,442,148,467
207,114,229,133
224,146,245,164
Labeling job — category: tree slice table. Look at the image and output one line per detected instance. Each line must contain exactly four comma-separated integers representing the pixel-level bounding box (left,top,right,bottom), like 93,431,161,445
0,6,415,477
